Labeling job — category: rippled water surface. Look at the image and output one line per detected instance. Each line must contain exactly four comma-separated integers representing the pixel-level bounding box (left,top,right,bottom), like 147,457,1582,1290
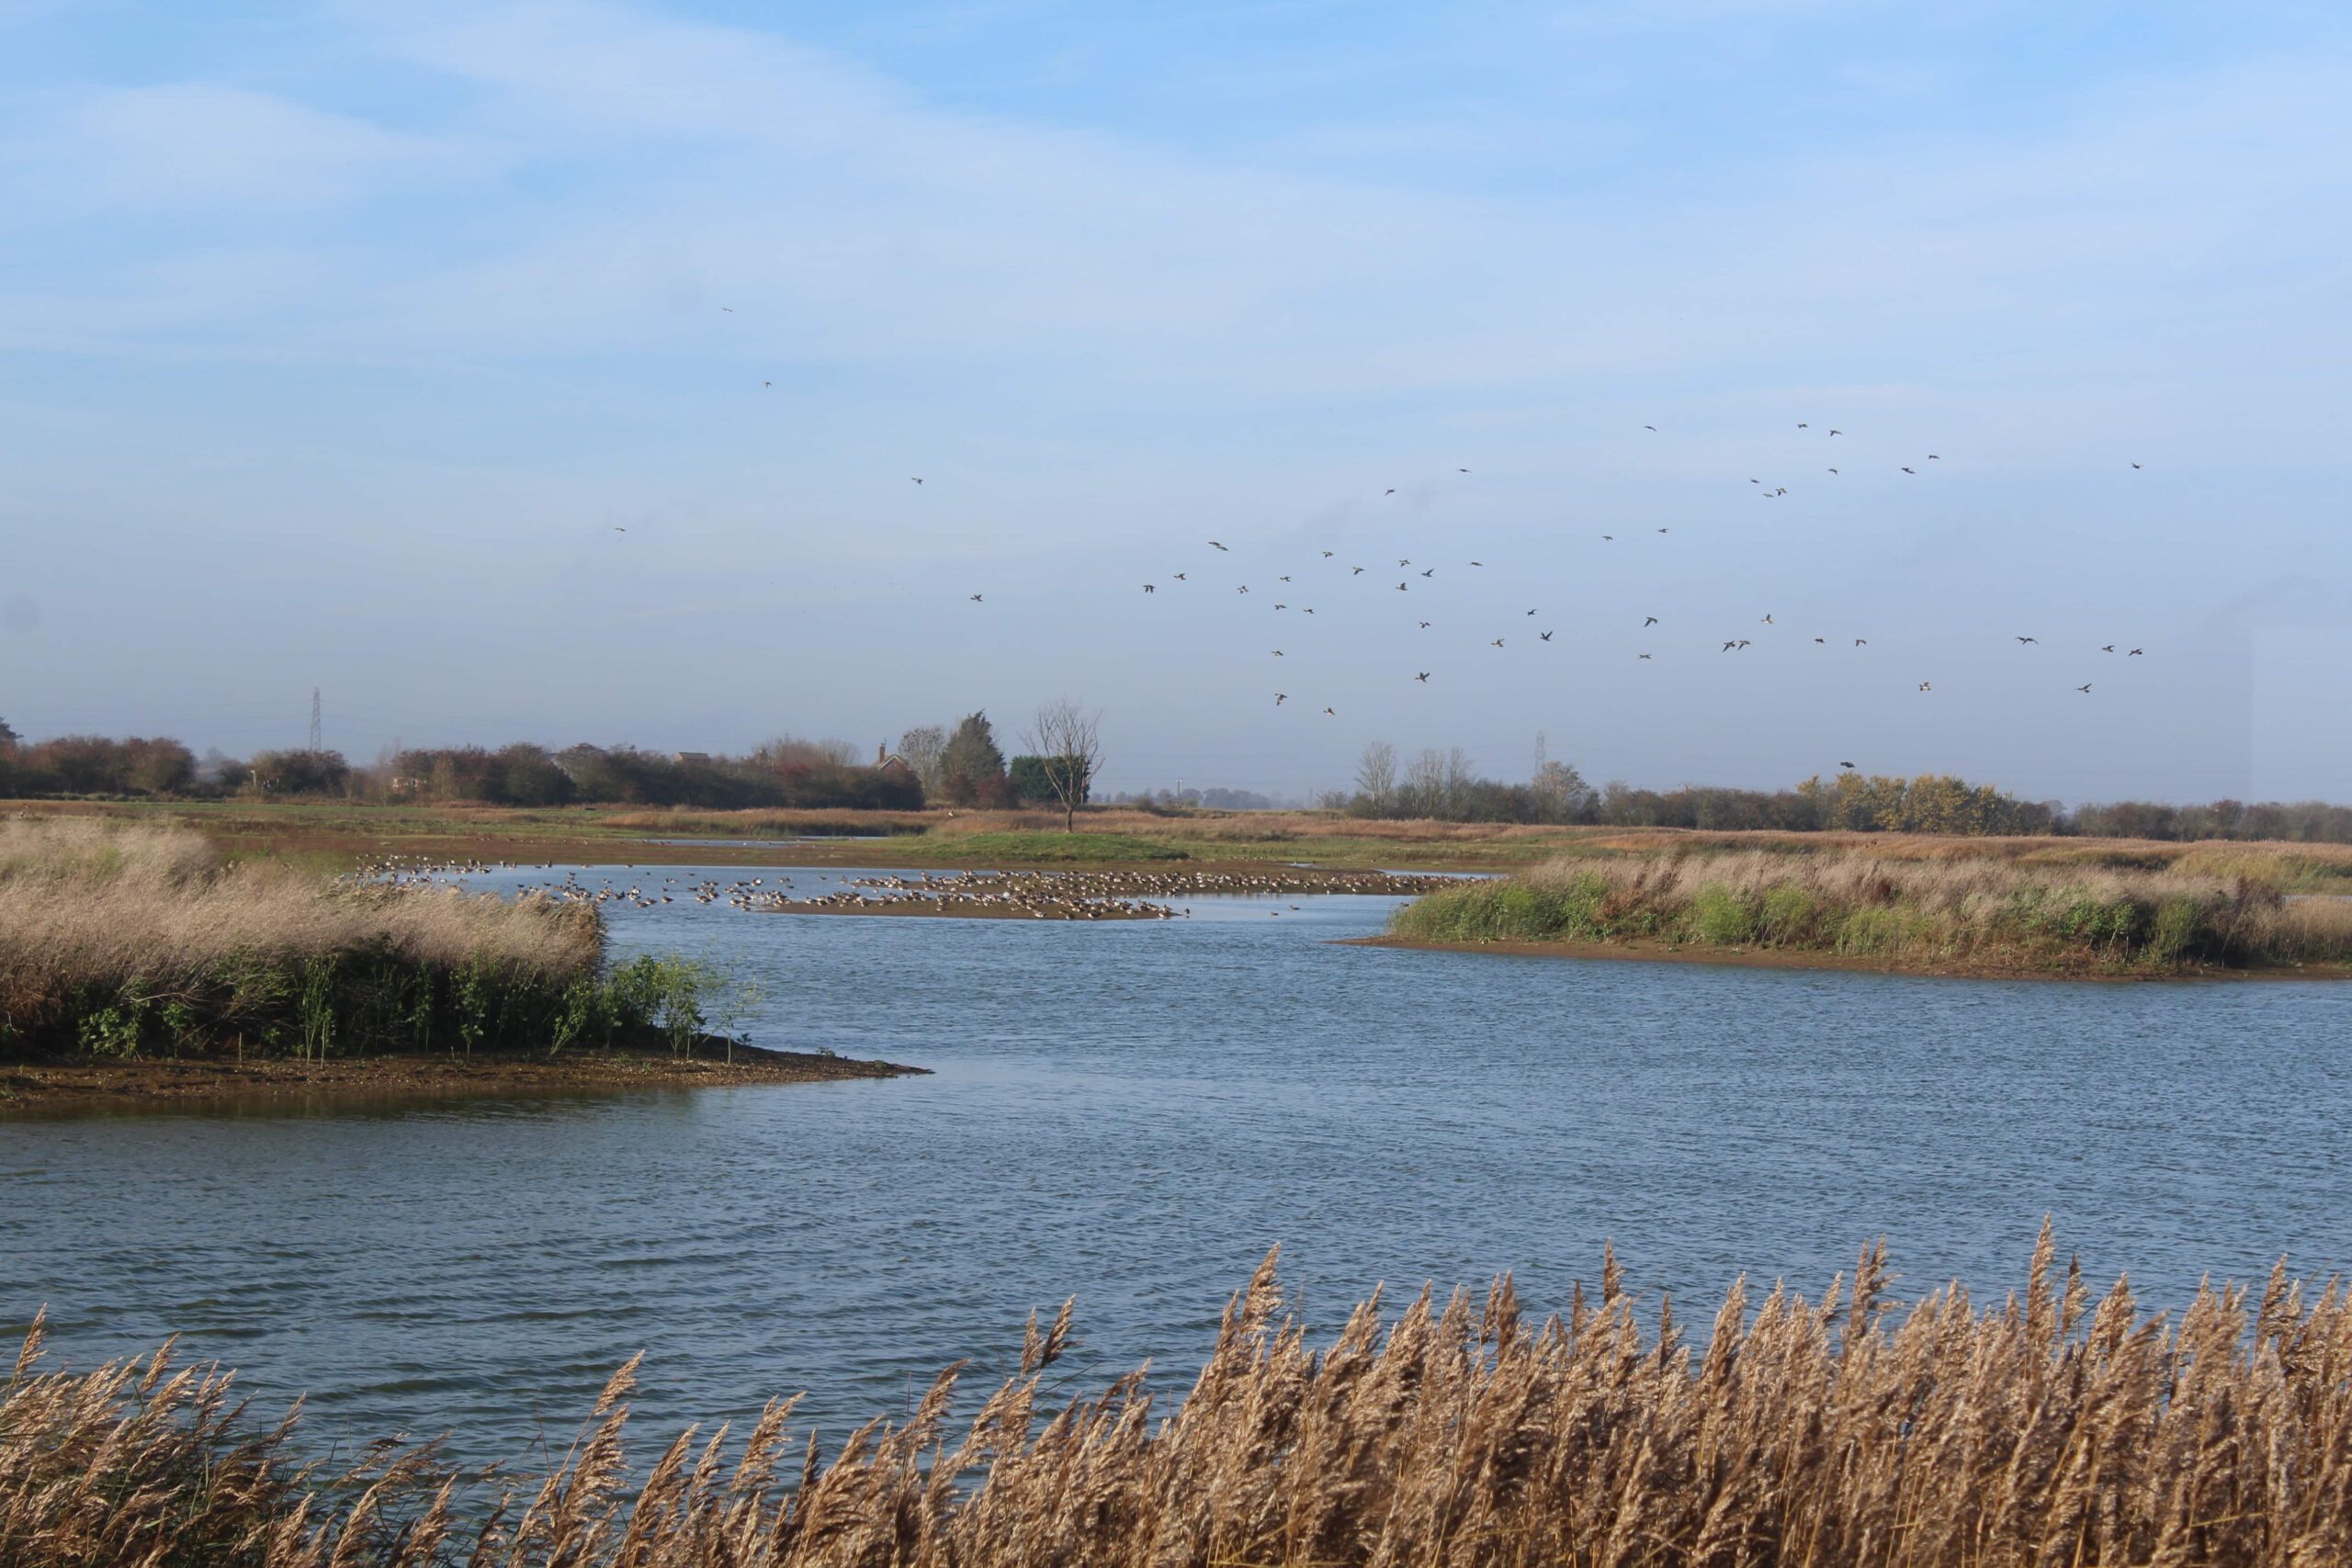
6,862,2350,1467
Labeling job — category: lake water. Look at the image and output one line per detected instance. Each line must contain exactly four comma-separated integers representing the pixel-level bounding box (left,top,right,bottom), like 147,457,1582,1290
6,862,2350,1470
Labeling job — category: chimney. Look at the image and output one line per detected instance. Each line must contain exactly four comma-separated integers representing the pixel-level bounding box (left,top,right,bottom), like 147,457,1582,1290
877,743,887,765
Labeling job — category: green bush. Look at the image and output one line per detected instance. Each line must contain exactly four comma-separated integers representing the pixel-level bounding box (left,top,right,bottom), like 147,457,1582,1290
1689,884,1756,945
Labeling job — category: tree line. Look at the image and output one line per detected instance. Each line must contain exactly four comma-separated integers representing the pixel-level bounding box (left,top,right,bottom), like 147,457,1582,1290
1331,739,2352,842
0,705,1103,820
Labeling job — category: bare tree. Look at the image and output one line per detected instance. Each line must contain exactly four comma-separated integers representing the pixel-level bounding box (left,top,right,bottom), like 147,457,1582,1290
1023,699,1104,832
897,725,948,795
1354,740,1397,817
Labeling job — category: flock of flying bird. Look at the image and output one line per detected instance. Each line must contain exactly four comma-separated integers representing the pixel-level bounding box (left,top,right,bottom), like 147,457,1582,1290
951,422,2152,720
685,311,2156,728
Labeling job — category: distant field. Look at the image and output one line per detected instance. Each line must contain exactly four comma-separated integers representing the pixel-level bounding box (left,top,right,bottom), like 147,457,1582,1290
8,797,2352,891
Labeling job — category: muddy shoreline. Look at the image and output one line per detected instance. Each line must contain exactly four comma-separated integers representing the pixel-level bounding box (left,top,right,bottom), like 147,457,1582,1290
1349,933,2352,982
0,1042,926,1113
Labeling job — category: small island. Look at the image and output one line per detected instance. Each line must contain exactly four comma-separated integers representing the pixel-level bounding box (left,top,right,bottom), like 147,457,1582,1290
1371,848,2352,980
0,816,918,1110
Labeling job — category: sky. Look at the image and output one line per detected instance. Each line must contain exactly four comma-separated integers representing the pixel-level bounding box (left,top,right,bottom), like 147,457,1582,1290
4,1,2348,803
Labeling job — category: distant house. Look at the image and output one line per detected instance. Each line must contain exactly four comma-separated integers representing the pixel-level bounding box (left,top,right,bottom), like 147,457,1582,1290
874,744,914,777
673,750,713,765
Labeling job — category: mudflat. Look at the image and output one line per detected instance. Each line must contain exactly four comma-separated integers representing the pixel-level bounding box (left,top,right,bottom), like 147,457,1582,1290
0,1042,925,1112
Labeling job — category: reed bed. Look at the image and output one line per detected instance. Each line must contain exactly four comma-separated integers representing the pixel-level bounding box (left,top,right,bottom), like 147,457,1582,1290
0,818,708,1060
6,1231,2350,1566
1388,848,2352,974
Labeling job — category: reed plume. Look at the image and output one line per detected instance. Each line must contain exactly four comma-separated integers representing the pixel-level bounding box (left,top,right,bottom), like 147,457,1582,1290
6,1232,2349,1565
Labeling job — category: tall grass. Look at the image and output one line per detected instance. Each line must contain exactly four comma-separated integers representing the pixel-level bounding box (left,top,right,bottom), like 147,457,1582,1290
1389,849,2352,974
0,818,716,1060
6,1232,2350,1565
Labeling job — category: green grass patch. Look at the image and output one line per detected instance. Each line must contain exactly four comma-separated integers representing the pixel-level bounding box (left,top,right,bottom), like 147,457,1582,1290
927,831,1190,863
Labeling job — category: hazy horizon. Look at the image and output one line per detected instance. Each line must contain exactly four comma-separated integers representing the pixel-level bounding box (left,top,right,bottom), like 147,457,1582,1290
6,2,2348,803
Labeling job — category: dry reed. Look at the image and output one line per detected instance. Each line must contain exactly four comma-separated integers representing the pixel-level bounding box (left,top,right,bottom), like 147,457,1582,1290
0,817,601,1056
1391,848,2352,973
6,1230,2349,1565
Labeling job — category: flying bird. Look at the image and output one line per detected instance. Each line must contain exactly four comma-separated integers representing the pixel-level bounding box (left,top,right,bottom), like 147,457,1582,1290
1855,638,1867,647
2129,648,2144,656
1839,761,1856,770
2103,645,2116,652
1397,558,1410,567
1143,583,1154,593
911,477,922,484
721,307,732,312
1275,694,1286,705
1210,540,1228,551
1351,566,1365,575
1638,653,1652,660
1458,468,1470,473
1396,581,1408,592
1901,467,1917,475
613,526,627,533
1829,428,1841,435
1827,468,1838,475
1416,672,1430,683
1491,638,1506,649
1540,630,1554,641
1644,423,1657,431
1918,682,1932,692
1272,649,1283,657
1322,550,1336,558
2077,683,2093,694
1798,423,1809,429
1814,637,1826,644
1237,585,1249,594
2017,636,2037,644
1385,488,1396,495
1172,572,1187,581
1762,614,1773,625
1418,620,1431,629
1471,559,1486,566
969,594,983,603
2132,462,2143,469
1419,568,1434,578
1644,616,1657,626
1323,706,1336,716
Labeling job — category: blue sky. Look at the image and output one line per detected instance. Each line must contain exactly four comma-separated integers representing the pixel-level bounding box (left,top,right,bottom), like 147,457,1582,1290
4,1,2348,800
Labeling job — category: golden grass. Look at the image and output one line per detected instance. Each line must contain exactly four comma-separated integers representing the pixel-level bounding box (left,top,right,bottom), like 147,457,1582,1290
7,1230,2351,1565
1391,847,2352,974
0,817,602,1056
0,817,596,990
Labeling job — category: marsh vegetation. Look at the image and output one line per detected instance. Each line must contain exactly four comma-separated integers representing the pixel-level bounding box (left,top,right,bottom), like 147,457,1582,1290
0,818,725,1062
1387,848,2352,975
6,1234,2348,1566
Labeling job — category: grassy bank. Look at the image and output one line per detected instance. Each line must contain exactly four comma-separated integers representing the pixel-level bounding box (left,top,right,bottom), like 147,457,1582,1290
19,797,2352,886
1385,849,2352,976
0,818,725,1063
7,1232,2350,1566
